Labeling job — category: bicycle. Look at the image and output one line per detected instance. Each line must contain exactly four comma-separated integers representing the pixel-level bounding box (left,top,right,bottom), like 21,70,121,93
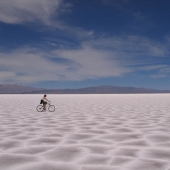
36,102,55,112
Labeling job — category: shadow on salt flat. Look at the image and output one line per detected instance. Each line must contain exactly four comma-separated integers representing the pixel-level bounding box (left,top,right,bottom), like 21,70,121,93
10,146,53,155
27,137,61,145
125,158,168,170
98,133,142,142
41,146,86,162
140,149,170,161
81,165,118,170
118,139,149,147
85,145,111,155
66,133,94,140
0,153,38,169
17,162,80,170
146,134,170,143
108,148,139,158
78,154,111,165
0,140,23,151
80,139,113,145
156,142,170,148
109,156,135,166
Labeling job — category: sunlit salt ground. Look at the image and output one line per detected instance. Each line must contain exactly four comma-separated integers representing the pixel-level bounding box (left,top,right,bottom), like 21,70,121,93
1,94,170,170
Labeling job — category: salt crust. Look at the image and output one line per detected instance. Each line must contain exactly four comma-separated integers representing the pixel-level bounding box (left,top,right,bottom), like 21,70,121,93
0,94,170,170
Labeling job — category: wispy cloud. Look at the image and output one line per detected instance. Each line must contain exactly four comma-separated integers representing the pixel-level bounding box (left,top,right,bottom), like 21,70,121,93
0,35,169,84
86,36,169,58
0,43,130,84
133,12,145,20
152,67,170,78
0,0,96,41
139,65,167,71
0,0,72,27
0,71,16,81
102,0,131,5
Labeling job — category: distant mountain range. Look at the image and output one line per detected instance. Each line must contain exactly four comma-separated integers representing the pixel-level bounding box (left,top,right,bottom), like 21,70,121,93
0,84,170,94
0,84,42,94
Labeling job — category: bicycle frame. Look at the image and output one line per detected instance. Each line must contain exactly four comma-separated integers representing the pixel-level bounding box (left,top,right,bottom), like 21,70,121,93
37,102,55,112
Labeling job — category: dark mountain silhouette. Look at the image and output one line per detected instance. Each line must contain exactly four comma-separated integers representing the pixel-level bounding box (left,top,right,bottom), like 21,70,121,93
24,85,170,94
0,84,43,94
0,84,170,94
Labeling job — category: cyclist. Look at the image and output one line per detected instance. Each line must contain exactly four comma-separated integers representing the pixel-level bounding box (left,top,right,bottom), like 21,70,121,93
41,94,50,111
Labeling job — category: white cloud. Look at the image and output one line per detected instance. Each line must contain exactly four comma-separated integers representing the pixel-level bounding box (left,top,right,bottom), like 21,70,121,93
0,48,68,83
139,65,167,71
87,36,169,58
0,35,169,84
0,0,71,27
152,67,170,78
0,0,94,39
0,71,16,82
55,44,130,80
0,44,130,84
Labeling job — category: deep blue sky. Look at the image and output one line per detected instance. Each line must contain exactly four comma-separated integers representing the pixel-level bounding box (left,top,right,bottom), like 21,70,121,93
0,0,170,89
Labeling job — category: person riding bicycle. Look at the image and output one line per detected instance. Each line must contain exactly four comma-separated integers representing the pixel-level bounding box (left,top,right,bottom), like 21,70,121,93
41,94,50,111
37,95,55,112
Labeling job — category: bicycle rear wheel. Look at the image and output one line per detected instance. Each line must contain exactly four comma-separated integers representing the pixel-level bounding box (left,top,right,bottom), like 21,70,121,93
36,105,44,112
48,105,55,112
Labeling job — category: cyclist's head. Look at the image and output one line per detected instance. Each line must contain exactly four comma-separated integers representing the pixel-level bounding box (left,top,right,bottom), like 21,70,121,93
44,94,46,97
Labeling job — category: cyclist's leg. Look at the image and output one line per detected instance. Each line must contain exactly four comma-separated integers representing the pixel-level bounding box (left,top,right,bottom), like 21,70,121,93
43,101,47,110
42,103,45,110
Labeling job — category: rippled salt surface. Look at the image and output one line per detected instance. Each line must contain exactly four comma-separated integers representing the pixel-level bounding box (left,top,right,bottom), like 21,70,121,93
0,94,170,170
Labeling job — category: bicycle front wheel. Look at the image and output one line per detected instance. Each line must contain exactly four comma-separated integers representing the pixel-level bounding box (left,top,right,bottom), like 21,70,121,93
36,105,44,112
48,105,55,112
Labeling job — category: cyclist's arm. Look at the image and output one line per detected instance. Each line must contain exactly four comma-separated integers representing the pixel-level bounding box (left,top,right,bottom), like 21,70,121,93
44,97,50,102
